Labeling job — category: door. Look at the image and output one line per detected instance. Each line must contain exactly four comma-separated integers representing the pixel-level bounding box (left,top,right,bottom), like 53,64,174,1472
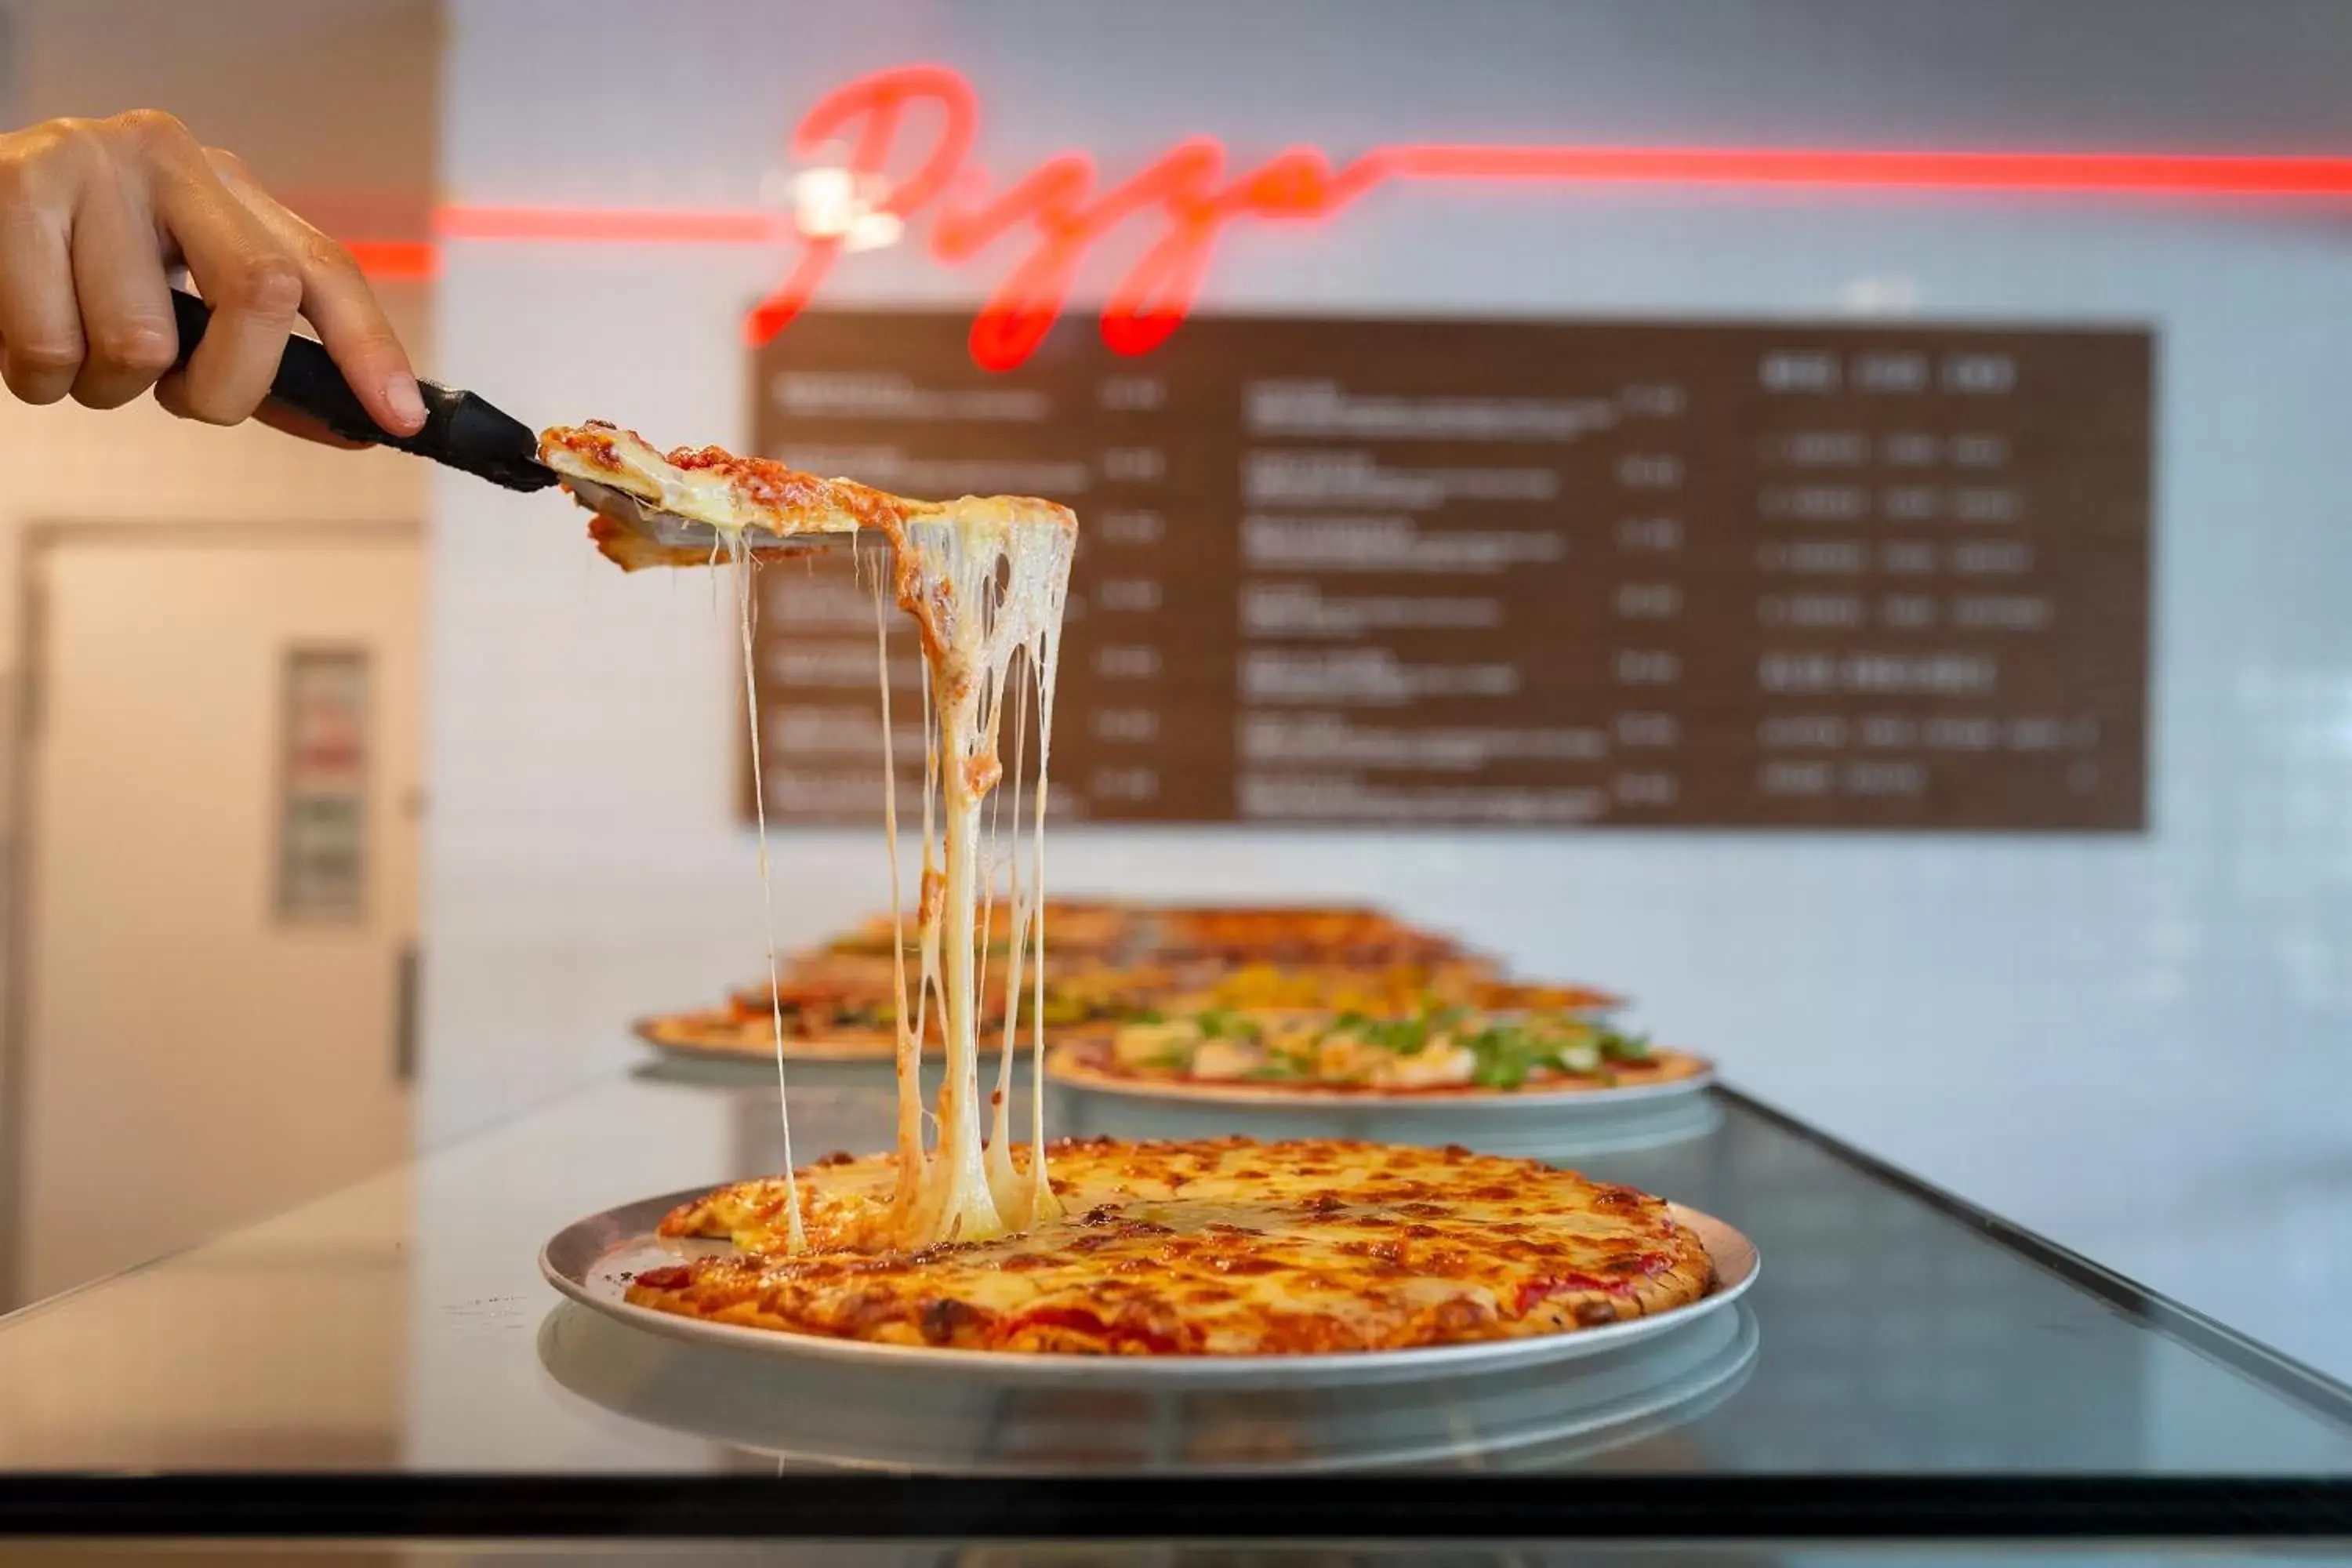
9,527,422,1305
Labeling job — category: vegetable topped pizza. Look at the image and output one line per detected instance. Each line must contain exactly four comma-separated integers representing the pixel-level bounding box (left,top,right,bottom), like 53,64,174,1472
1053,999,1709,1098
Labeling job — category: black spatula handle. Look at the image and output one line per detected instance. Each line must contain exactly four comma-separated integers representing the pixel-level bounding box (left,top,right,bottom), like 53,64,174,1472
168,286,554,492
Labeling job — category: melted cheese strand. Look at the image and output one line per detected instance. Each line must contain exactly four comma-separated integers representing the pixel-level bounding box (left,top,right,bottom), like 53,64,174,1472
974,677,1004,1147
732,536,805,1250
1025,633,1061,1222
982,667,1030,1218
915,652,943,1149
870,543,923,1216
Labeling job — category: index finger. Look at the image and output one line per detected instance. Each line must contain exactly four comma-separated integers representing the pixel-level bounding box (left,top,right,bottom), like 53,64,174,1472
146,148,303,423
204,149,425,437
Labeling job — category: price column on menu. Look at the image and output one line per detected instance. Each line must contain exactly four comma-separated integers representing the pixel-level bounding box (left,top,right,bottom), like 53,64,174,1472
1595,377,1702,826
1052,362,1243,823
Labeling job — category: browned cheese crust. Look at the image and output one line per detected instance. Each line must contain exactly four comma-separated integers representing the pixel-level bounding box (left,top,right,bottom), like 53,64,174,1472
624,1137,1713,1355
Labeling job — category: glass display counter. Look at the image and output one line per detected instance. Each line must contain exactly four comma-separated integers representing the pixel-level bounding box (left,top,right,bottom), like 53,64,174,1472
1,1066,2345,1555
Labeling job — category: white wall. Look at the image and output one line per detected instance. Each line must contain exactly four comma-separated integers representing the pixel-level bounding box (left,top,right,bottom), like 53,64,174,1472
430,0,2352,1377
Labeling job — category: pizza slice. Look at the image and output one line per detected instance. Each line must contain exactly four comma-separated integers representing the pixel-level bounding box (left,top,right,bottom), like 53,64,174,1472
539,419,1074,574
539,420,885,570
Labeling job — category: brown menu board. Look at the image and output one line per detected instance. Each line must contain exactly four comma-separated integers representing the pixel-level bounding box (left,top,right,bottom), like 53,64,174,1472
747,312,2147,830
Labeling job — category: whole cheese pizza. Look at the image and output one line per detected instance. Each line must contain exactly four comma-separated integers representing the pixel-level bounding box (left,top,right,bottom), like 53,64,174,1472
626,1136,1713,1354
1053,1001,1710,1098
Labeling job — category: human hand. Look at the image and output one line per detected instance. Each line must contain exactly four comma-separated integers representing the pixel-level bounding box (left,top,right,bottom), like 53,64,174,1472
0,110,424,443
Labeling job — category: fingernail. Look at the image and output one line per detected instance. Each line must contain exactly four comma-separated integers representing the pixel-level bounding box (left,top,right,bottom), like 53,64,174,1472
386,375,426,431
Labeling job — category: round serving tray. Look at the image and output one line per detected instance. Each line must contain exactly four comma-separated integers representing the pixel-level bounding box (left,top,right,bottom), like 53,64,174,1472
537,1293,1759,1473
1045,1048,1720,1158
539,1189,1758,1393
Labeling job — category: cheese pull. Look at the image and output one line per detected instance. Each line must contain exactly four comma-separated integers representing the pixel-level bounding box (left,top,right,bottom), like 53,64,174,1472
564,416,1079,1257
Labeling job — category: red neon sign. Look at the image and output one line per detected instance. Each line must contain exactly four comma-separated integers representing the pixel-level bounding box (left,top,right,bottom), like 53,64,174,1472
437,64,2352,372
342,239,437,281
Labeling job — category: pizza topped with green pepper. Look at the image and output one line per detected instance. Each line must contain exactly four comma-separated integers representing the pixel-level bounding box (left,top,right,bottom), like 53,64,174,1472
1054,1000,1708,1098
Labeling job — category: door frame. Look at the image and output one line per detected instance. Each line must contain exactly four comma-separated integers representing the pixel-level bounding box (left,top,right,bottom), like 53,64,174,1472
0,518,423,1308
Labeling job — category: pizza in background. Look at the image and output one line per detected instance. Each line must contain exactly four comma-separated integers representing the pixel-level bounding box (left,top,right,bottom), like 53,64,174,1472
1054,994,1708,1099
629,899,1682,1079
638,953,1169,1062
1143,905,1469,967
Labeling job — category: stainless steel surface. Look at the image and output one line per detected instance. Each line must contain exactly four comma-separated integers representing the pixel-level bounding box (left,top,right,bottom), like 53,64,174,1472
539,1196,1758,1392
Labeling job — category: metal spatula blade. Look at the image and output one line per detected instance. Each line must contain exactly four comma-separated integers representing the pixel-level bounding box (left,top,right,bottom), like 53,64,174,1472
559,474,819,556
